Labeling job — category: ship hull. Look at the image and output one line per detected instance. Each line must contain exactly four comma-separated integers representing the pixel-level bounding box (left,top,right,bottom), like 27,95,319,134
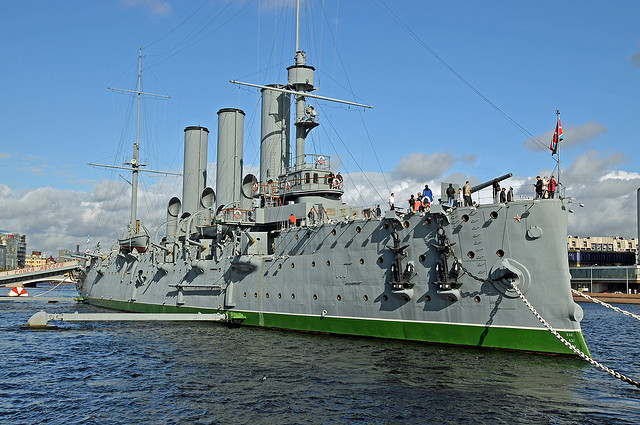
78,199,590,356
85,296,588,355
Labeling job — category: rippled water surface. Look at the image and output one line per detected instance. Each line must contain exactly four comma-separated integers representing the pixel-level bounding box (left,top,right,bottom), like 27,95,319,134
1,285,639,424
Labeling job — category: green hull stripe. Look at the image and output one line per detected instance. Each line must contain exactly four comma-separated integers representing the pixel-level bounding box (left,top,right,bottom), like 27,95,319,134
86,298,590,356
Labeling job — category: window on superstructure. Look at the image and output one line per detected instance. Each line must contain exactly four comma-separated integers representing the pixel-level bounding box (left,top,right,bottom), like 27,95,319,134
313,173,318,183
305,173,310,184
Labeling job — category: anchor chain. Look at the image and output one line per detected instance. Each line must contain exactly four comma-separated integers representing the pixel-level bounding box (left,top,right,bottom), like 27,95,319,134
571,289,640,322
511,281,640,389
439,225,640,388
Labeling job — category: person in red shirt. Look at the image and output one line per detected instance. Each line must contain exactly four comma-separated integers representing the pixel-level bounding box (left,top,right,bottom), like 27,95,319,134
548,176,557,199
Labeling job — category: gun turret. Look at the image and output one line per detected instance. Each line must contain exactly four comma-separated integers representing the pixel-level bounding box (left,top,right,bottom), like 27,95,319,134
470,173,513,194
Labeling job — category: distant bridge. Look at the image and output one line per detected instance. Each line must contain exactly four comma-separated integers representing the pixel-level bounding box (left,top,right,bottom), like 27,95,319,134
0,261,81,287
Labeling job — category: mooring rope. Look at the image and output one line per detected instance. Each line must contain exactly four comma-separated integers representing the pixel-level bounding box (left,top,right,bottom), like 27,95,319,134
32,280,70,297
571,289,640,322
511,281,640,389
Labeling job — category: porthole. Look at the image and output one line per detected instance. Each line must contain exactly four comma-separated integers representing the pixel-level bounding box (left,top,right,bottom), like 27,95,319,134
356,226,361,233
359,258,365,265
378,256,384,264
291,293,296,300
278,264,282,269
462,214,469,222
467,251,475,259
403,221,410,228
363,295,368,301
419,254,426,262
332,229,337,236
383,295,388,301
278,293,282,299
307,233,310,238
497,249,505,258
313,294,318,300
337,295,342,301
474,296,481,303
425,295,431,302
326,260,331,266
383,223,389,230
243,292,247,297
295,234,299,240
291,263,295,268
312,261,316,267
425,218,432,225
266,293,270,299
490,211,498,219
254,292,258,298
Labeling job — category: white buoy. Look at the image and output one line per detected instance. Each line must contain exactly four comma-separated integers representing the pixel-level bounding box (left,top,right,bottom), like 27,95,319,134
8,287,28,297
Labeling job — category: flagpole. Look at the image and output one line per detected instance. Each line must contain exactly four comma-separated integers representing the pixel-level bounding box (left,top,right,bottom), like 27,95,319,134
556,109,561,190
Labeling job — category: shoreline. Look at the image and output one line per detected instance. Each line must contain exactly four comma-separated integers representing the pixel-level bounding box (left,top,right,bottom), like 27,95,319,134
573,292,640,305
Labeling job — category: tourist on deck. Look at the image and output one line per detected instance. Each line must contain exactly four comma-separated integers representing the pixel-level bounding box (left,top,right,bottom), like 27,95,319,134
389,193,395,210
408,194,416,211
493,180,501,204
507,187,514,202
500,187,506,203
535,176,543,199
327,171,335,187
422,185,433,204
542,176,549,198
463,181,472,206
375,204,382,217
549,176,557,199
289,213,296,228
446,184,456,207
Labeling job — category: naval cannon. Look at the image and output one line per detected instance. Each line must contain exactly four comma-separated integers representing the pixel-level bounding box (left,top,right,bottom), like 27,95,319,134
470,173,513,194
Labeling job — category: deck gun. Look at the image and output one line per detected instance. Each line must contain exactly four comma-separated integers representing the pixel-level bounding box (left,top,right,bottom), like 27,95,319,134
470,173,513,194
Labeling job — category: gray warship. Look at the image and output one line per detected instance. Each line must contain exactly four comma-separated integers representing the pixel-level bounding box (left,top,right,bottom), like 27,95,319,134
76,5,589,355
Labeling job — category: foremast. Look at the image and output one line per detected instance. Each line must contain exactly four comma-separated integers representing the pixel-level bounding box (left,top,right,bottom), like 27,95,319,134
89,47,175,252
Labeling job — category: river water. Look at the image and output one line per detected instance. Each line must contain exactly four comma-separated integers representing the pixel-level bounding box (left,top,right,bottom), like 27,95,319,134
1,285,639,424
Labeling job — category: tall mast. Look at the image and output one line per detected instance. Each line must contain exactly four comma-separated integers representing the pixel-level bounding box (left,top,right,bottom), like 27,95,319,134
97,48,173,236
289,0,318,171
556,109,561,189
130,47,143,229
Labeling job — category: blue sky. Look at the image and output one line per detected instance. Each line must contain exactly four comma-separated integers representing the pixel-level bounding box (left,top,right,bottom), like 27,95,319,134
1,0,640,254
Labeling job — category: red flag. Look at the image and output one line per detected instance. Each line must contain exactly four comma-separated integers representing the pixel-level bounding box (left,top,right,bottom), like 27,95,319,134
549,118,563,155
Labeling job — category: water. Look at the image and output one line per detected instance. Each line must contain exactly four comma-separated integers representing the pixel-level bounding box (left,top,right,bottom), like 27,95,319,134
1,285,639,424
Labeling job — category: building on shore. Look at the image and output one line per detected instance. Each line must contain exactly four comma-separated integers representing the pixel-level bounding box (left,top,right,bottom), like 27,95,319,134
568,235,639,293
24,251,51,268
0,231,27,270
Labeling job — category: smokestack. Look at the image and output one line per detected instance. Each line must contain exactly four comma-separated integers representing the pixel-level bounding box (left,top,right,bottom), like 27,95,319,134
216,108,245,210
182,126,209,218
260,85,290,183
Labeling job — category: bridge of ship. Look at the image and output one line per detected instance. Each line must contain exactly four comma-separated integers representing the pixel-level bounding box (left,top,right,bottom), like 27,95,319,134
0,261,82,287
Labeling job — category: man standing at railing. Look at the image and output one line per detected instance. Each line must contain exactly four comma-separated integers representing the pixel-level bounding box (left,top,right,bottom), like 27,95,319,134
463,181,472,206
535,176,543,199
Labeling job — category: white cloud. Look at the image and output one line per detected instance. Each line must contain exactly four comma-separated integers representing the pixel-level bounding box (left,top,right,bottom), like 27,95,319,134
0,153,12,159
3,148,639,257
525,121,607,151
119,0,172,16
392,152,458,181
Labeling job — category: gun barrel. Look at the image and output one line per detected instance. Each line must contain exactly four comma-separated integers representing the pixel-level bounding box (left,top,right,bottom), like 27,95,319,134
470,173,513,194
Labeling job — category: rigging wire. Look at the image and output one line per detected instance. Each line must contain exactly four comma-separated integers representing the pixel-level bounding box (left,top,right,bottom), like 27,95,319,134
316,0,390,196
144,0,212,49
374,0,556,158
